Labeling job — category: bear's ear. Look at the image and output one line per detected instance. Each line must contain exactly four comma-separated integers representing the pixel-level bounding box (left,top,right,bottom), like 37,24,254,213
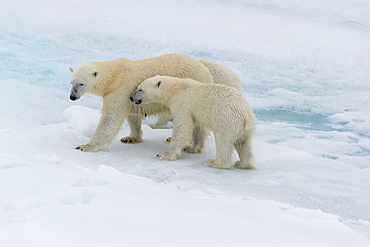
69,67,74,72
93,70,99,77
156,80,162,88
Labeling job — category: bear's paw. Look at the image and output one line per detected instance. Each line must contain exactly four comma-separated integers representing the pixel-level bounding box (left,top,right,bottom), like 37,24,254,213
203,159,230,170
120,136,142,144
156,152,178,161
76,144,102,152
234,161,256,170
183,145,205,154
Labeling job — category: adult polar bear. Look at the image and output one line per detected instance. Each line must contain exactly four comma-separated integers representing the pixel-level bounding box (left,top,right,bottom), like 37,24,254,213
69,53,242,152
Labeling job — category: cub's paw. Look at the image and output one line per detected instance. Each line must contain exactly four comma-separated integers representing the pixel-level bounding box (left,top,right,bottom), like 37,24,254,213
183,145,205,154
120,137,142,144
234,161,256,170
76,144,101,152
203,159,229,170
156,152,178,161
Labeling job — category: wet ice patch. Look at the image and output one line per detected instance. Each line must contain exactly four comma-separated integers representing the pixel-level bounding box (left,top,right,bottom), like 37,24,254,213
329,111,370,137
255,109,333,131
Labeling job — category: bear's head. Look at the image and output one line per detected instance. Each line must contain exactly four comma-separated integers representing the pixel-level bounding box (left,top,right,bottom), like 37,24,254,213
69,63,100,101
130,75,164,105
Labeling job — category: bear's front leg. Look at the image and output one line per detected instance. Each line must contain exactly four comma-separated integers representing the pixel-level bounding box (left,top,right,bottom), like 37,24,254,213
76,114,121,152
76,93,128,152
120,114,143,144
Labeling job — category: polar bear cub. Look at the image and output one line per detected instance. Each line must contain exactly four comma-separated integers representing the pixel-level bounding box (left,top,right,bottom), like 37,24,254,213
131,75,256,169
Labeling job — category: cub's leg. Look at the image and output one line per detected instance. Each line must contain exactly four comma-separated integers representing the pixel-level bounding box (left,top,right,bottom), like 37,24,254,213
204,133,234,169
157,118,193,161
234,134,255,169
183,125,207,154
121,114,144,144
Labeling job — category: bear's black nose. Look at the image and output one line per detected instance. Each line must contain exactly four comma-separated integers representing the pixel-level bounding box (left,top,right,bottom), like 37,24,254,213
70,95,77,101
130,96,134,102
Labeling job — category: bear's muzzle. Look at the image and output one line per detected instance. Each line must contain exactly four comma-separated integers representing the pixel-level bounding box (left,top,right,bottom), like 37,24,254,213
130,90,143,105
69,86,81,101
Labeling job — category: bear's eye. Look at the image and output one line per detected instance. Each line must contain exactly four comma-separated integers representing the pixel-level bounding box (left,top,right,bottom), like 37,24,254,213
79,83,85,87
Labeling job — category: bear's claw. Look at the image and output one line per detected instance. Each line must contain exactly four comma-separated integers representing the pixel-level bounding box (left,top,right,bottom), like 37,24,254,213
120,137,142,144
75,144,101,152
183,145,205,154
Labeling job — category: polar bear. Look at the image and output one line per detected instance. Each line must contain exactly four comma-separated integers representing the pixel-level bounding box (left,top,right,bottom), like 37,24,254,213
148,58,243,129
130,75,256,169
69,53,241,152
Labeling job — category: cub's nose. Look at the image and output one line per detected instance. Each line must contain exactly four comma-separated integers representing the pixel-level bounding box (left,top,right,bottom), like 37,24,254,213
70,95,77,101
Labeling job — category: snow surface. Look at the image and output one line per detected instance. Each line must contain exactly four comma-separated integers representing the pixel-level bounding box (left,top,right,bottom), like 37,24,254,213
1,0,370,246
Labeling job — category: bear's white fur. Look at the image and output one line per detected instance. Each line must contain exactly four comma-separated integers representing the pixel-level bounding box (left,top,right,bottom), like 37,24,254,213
148,58,243,129
198,58,243,92
131,75,256,169
69,53,241,152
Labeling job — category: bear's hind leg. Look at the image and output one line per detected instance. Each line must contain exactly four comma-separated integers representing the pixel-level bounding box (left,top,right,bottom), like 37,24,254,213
234,135,255,169
121,114,144,144
204,134,233,169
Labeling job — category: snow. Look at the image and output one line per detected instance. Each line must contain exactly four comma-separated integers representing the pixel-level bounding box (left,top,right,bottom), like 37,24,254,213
1,0,370,246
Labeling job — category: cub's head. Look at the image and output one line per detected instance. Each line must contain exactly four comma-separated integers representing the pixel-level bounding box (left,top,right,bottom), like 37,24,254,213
130,75,164,105
69,63,100,101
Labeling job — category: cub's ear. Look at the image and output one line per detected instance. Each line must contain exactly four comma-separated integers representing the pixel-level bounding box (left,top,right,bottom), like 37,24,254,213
93,70,99,77
156,80,162,88
69,67,74,72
